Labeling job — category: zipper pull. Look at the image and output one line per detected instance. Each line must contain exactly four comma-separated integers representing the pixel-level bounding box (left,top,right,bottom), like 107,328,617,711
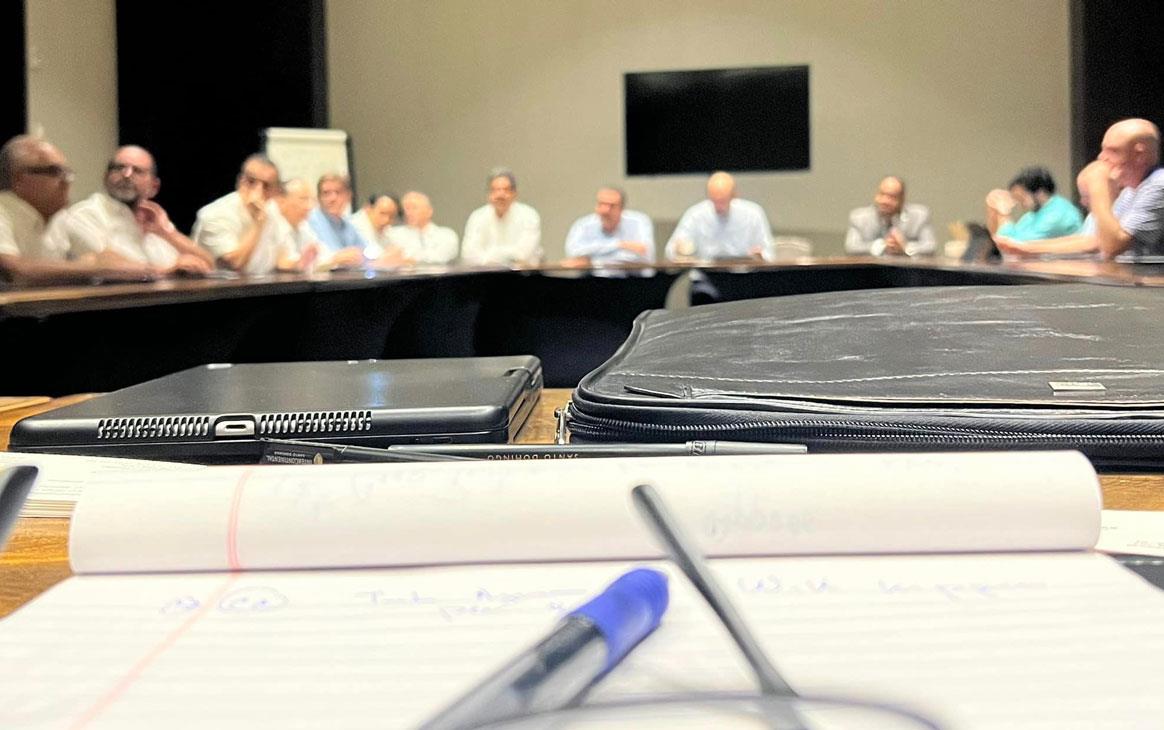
554,401,571,445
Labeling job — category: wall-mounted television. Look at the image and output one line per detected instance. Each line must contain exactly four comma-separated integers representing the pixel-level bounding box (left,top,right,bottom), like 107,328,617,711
624,65,810,176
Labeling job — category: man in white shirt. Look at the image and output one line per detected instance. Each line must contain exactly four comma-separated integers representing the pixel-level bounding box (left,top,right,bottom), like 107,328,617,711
0,135,155,284
268,178,322,272
350,192,399,259
385,191,458,264
563,186,655,267
460,169,542,266
192,155,286,275
46,145,213,274
665,171,774,261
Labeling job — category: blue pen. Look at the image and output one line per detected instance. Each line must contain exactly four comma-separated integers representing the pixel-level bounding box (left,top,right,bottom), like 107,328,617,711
422,568,669,729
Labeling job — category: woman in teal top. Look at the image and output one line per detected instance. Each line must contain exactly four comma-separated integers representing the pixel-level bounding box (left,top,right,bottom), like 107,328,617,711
995,166,1084,241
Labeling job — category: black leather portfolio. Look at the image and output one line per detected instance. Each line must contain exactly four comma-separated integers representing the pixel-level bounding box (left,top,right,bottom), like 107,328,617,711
10,356,542,464
567,284,1164,469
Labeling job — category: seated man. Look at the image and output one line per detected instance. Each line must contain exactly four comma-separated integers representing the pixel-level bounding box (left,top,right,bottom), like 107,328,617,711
665,172,774,261
268,178,323,272
460,168,542,266
306,173,366,269
985,166,1082,241
844,176,936,256
0,135,155,284
350,192,398,259
563,186,654,268
192,154,286,274
1075,161,1103,235
46,145,213,275
997,118,1164,260
383,191,458,265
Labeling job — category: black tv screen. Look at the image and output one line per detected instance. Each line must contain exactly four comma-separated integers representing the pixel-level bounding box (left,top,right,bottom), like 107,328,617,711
624,65,810,176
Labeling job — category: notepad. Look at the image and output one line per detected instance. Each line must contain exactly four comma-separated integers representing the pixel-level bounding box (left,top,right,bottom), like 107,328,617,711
1,452,1162,730
0,451,204,518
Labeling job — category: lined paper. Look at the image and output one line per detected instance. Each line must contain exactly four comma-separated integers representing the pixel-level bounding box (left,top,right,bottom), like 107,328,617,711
1,553,1162,728
2,450,1150,729
70,451,1101,573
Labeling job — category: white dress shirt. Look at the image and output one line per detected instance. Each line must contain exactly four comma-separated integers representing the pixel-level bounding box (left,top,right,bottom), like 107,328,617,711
665,198,774,261
270,209,319,268
192,192,286,275
460,201,542,265
349,208,392,258
44,192,180,267
386,223,459,264
0,191,65,260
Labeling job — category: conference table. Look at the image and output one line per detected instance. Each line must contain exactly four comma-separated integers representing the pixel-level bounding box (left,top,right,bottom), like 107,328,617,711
2,388,1164,622
3,256,1164,395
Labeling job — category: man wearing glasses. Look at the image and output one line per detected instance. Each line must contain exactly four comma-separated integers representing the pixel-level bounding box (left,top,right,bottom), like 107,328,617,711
46,146,213,275
192,154,285,274
0,135,156,284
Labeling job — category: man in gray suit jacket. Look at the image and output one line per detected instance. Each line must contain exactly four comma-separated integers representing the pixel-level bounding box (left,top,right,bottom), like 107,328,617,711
844,176,936,256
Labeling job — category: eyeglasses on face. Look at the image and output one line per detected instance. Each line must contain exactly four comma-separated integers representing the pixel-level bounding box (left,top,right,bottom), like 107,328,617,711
107,162,154,178
241,173,279,192
19,165,75,183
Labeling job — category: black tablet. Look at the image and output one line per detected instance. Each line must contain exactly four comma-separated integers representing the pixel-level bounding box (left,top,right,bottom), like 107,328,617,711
10,357,542,464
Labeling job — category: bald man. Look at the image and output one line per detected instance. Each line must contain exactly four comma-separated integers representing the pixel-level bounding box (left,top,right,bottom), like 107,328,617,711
665,172,774,261
0,135,156,284
46,145,213,275
385,191,459,265
997,118,1164,260
845,176,936,256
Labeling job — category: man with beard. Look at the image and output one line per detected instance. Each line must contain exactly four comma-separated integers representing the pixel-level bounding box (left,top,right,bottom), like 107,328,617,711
997,118,1164,260
460,168,542,266
0,135,158,283
985,166,1082,242
46,145,213,274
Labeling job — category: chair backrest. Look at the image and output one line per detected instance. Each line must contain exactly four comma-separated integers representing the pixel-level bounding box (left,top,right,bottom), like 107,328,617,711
772,236,813,260
961,223,1001,262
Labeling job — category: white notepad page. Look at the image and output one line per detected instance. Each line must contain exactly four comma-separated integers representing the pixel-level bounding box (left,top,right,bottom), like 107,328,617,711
2,451,1160,729
1,555,1162,729
69,451,1101,573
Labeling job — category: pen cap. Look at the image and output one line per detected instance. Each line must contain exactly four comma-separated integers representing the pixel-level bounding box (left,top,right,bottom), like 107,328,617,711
569,568,669,673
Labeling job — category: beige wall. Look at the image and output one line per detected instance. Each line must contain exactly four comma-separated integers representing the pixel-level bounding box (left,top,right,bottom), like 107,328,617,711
328,0,1071,258
24,0,118,201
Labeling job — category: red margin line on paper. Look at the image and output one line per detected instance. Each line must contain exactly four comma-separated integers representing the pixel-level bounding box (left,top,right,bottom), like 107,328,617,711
226,467,253,571
68,573,242,729
70,467,254,728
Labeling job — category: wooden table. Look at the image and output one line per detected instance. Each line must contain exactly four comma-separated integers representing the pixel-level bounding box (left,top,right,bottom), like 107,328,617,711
3,389,1164,620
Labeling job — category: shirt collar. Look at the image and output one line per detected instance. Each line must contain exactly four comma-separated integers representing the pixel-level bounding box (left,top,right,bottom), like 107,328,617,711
0,190,47,228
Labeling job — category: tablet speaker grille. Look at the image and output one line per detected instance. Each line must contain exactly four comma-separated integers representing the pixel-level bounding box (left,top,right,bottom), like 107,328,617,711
97,416,212,440
257,411,374,436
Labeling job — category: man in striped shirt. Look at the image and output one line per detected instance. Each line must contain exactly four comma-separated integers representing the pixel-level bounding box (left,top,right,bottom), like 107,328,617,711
997,118,1163,260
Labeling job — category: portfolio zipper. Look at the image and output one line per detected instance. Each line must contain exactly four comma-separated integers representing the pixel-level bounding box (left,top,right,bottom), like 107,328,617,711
565,404,1164,447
